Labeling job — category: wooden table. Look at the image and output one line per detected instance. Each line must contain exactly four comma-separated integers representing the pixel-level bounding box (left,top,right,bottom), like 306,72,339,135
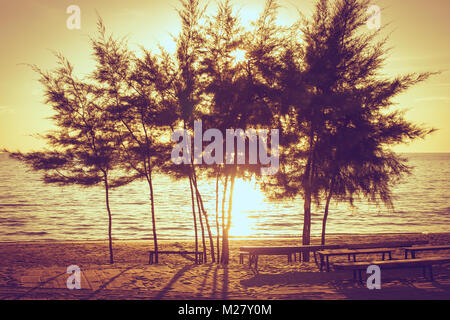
317,248,394,272
239,245,341,269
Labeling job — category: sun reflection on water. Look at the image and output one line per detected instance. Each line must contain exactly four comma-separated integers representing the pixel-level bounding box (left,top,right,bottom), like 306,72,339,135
229,178,265,237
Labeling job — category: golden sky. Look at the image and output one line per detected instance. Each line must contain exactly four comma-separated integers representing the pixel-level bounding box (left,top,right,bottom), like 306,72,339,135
0,0,449,152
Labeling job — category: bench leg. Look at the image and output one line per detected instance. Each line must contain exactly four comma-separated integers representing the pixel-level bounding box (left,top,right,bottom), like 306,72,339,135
424,266,434,281
148,252,153,265
249,255,255,268
326,256,330,272
352,270,364,283
303,251,310,262
388,252,392,260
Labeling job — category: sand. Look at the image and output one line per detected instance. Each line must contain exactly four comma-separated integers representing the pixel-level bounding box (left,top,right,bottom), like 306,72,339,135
1,233,450,300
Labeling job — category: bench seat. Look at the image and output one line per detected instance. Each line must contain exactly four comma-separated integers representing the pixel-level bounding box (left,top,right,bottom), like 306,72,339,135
148,250,204,264
404,245,450,259
334,256,450,281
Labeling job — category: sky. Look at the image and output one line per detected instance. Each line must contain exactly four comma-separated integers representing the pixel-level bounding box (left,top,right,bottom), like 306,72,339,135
0,0,449,153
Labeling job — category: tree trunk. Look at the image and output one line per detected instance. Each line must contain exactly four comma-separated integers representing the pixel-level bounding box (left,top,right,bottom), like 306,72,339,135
302,136,315,261
221,172,236,265
189,175,199,264
321,179,334,246
199,201,215,263
220,175,229,264
195,185,216,263
104,173,114,264
215,174,220,263
302,188,312,261
148,171,158,264
191,167,215,262
196,189,207,263
302,159,313,249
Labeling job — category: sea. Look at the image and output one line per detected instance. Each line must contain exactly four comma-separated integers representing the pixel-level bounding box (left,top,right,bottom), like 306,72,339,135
0,152,449,242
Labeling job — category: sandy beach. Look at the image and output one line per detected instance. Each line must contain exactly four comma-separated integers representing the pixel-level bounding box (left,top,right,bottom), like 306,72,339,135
1,233,449,300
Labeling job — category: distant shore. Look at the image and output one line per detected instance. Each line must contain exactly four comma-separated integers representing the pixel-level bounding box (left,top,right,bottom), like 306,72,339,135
1,232,449,300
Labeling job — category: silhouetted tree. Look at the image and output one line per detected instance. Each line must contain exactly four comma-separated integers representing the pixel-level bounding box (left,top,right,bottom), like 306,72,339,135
90,20,176,263
197,0,284,264
9,54,134,264
259,0,436,252
172,0,216,263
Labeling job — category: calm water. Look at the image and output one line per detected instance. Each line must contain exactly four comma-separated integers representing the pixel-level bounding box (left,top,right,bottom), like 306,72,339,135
0,153,449,241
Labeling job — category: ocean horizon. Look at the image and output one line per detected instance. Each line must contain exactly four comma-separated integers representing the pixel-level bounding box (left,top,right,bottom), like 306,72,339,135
1,152,449,242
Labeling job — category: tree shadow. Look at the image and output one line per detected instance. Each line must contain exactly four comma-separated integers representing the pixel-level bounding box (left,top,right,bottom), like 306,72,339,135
211,264,219,299
12,271,67,300
240,271,348,287
154,265,194,300
241,269,450,300
197,264,213,298
86,264,138,300
334,278,450,300
222,265,228,300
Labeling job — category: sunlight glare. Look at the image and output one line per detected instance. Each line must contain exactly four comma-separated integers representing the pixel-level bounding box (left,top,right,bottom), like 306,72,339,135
231,49,247,65
229,178,265,237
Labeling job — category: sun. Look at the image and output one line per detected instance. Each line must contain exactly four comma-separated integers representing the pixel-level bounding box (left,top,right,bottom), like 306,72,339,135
230,49,247,65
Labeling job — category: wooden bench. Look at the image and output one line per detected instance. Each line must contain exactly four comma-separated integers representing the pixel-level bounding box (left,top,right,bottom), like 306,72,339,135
317,248,394,272
148,250,204,264
334,256,450,281
239,245,341,269
404,245,450,259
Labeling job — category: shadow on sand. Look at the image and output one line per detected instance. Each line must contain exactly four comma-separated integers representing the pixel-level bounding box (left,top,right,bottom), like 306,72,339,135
155,264,229,300
241,269,450,300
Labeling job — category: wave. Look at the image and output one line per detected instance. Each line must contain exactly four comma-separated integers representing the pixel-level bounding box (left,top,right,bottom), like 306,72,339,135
4,231,48,236
0,204,40,207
